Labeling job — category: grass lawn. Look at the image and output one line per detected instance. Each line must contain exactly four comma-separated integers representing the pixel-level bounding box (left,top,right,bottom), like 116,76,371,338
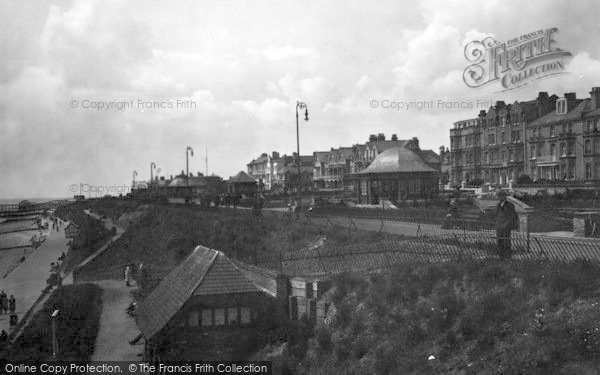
1,283,102,361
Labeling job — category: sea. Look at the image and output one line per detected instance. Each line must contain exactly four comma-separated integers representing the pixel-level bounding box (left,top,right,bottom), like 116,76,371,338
0,197,71,205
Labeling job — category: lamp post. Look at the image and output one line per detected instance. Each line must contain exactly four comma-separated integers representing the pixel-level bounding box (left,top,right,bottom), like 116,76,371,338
198,147,208,176
186,146,194,190
150,162,156,184
132,171,138,190
51,309,59,358
295,101,309,199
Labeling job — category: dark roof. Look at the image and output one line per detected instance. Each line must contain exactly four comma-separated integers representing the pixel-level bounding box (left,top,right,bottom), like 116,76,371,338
247,155,269,166
528,100,587,127
136,246,264,339
419,150,441,164
136,246,217,339
368,140,409,152
229,171,257,183
357,147,438,174
313,151,330,163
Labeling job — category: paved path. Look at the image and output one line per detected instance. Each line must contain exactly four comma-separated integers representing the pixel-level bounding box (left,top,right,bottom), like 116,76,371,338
89,280,143,362
0,224,68,334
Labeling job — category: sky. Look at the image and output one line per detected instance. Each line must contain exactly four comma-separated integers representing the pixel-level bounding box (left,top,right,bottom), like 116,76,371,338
2,0,600,199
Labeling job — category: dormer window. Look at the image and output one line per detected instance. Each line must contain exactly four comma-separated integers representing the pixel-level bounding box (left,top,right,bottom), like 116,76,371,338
556,99,567,115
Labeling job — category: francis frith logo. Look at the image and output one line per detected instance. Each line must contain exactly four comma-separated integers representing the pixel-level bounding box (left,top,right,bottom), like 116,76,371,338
463,27,572,91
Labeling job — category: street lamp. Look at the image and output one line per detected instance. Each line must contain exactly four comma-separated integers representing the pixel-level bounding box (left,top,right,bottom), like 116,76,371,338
150,162,156,184
186,146,194,191
197,147,208,176
295,101,309,198
132,171,138,190
51,309,59,358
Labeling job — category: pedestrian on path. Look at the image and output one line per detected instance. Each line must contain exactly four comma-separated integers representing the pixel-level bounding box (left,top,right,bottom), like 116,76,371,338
8,295,15,313
495,190,518,259
125,265,131,287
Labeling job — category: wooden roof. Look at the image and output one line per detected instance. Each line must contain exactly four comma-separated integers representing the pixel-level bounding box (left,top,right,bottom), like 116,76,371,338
136,246,264,339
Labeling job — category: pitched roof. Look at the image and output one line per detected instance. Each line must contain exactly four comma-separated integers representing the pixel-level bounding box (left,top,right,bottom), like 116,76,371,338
229,171,257,183
136,246,264,339
418,150,441,165
367,139,409,152
357,147,438,174
247,155,269,166
528,99,587,127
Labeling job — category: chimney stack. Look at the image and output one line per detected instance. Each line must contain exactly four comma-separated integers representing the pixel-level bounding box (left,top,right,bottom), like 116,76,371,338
272,151,280,159
564,92,577,111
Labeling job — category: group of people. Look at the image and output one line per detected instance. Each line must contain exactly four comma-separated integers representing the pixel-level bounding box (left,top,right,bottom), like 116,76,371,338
0,291,16,315
50,216,62,231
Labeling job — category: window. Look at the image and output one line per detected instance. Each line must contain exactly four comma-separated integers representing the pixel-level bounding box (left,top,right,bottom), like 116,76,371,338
201,308,212,327
501,132,506,143
556,99,567,115
550,144,555,157
560,143,566,156
502,151,506,161
596,139,600,154
214,308,225,326
550,126,555,137
530,145,536,158
585,140,592,154
586,163,593,180
240,307,251,324
488,134,495,144
188,310,199,327
227,307,238,325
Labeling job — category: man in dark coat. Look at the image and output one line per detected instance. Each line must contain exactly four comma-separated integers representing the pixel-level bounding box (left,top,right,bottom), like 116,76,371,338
496,190,519,259
8,295,15,313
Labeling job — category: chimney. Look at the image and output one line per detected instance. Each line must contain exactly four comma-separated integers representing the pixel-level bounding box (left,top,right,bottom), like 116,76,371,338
564,92,577,111
369,134,377,142
495,101,506,109
391,134,398,141
272,151,280,159
536,92,550,118
478,110,487,119
590,87,600,110
377,133,386,141
261,153,267,157
409,137,419,151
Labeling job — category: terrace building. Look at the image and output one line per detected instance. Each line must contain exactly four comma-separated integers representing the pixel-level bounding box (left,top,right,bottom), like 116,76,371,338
450,92,556,186
527,88,600,182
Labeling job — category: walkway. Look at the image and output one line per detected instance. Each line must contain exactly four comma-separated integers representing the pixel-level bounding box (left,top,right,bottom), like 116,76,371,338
0,224,68,334
89,280,143,361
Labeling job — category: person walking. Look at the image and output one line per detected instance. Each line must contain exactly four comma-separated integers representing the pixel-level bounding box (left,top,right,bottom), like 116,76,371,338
125,265,131,287
495,190,518,259
8,295,15,313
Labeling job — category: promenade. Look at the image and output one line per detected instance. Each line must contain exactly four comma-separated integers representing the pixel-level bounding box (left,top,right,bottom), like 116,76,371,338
0,223,68,334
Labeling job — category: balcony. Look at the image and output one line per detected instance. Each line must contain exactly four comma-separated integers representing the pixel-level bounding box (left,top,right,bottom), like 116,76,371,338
583,129,600,137
535,155,559,166
558,132,575,140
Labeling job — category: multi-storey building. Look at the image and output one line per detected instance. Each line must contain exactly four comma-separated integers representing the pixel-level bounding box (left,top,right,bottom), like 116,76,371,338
312,134,435,190
247,151,313,192
450,87,600,186
450,92,556,186
527,88,600,182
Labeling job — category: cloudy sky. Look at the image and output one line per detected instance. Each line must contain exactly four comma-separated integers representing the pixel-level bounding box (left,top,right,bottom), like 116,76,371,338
2,0,600,199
